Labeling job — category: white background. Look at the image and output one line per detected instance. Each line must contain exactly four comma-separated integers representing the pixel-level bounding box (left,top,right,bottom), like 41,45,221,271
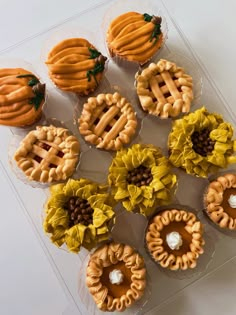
1,1,236,314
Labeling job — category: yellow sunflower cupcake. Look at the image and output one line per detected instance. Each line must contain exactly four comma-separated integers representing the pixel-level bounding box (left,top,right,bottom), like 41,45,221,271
168,107,236,178
43,178,115,253
108,144,177,216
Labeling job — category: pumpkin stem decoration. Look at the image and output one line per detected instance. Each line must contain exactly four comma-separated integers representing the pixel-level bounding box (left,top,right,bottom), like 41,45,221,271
16,74,45,110
143,13,162,44
87,54,107,86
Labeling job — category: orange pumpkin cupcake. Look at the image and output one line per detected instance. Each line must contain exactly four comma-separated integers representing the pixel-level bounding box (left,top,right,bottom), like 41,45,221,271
106,12,164,64
45,38,107,96
0,68,45,127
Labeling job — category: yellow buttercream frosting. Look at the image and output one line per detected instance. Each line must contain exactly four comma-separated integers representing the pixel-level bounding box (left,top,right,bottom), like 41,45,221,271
108,144,177,216
168,107,236,177
43,178,115,253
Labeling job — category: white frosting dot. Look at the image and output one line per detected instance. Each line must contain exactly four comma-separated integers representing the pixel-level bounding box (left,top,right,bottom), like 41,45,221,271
166,231,183,250
109,269,124,285
228,194,236,208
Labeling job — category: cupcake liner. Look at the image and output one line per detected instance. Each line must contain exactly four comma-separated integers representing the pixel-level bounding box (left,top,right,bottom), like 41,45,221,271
40,24,109,98
77,240,151,315
202,169,236,237
144,204,215,280
0,57,48,132
134,51,203,120
102,0,168,67
8,119,81,189
74,83,144,153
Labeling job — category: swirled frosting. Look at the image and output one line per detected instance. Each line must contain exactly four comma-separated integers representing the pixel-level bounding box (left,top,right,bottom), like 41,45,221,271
86,242,146,312
145,209,205,270
46,38,107,95
0,68,45,127
107,12,164,64
205,173,236,230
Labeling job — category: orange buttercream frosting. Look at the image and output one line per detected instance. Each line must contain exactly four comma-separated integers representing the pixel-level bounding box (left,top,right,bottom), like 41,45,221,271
0,68,45,127
107,12,164,64
46,38,107,95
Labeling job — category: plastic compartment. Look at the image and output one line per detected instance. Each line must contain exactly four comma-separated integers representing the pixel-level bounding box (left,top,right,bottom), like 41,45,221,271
1,0,236,314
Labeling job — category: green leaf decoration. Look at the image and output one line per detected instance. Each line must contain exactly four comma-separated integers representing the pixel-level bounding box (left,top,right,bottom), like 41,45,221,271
89,47,101,59
143,13,152,22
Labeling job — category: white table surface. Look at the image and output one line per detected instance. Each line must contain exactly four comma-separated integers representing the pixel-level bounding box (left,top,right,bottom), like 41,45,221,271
1,1,236,314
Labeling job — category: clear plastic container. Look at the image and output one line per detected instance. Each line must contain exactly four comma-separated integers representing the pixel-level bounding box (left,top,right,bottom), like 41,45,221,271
2,0,236,314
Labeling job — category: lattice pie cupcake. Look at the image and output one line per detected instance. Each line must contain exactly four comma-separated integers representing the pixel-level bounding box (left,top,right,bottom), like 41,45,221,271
79,92,137,151
135,59,193,118
14,125,80,183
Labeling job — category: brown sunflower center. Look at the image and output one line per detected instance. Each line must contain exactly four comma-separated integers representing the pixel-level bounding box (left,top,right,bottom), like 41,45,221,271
126,165,153,186
64,196,94,227
191,128,215,157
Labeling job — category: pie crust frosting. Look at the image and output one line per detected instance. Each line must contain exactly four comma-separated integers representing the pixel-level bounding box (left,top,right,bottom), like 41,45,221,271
145,209,205,270
86,242,146,312
79,92,137,151
46,38,107,95
135,59,193,118
14,125,80,183
204,173,236,230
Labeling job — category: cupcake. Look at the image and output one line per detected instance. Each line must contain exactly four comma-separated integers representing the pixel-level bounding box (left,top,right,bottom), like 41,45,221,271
0,68,45,127
45,38,107,96
135,59,193,118
168,107,236,177
86,242,146,312
145,209,205,270
108,143,177,216
204,173,236,230
106,12,164,65
43,178,115,253
78,92,138,151
14,125,80,183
